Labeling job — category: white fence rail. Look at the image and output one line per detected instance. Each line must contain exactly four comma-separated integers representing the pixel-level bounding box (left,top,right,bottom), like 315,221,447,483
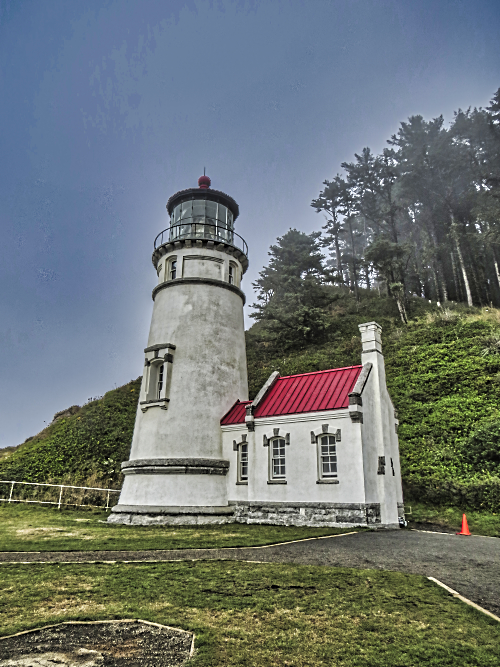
0,480,120,510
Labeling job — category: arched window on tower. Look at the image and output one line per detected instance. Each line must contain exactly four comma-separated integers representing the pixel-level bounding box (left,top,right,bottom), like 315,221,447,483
140,346,175,411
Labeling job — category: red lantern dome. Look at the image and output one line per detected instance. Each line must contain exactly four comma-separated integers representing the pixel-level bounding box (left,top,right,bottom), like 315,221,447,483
198,174,211,189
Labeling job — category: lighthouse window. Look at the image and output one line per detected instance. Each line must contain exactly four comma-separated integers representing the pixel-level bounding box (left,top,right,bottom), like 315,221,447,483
318,435,337,479
157,364,164,400
217,204,227,224
206,200,217,221
238,443,248,482
181,201,192,219
228,264,234,285
170,260,177,280
193,200,205,218
271,438,286,479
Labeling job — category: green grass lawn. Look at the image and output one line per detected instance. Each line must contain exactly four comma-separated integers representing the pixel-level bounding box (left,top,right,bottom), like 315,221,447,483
407,502,500,537
0,504,356,552
1,561,499,666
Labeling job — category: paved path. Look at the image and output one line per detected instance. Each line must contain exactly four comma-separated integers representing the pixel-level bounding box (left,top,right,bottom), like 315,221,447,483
1,530,499,617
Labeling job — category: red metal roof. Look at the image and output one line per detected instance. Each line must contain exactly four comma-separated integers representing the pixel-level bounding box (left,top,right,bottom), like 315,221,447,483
221,399,251,425
221,366,362,425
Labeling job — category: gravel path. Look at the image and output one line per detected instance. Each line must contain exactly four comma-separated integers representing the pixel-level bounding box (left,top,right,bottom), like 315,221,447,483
1,530,499,617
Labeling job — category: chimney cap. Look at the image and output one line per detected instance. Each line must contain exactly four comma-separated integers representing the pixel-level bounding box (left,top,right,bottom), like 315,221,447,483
359,322,383,354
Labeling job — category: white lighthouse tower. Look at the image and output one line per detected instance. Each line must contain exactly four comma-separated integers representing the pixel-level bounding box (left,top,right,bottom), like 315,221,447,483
109,175,249,524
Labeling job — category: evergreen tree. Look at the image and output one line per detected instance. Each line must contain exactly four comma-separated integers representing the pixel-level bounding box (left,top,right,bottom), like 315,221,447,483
251,229,332,349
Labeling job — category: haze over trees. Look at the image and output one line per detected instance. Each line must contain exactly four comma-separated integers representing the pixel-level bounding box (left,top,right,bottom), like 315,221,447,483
305,88,500,323
252,88,500,341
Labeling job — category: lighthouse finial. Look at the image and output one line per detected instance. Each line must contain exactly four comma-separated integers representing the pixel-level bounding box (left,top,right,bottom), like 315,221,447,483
198,171,211,189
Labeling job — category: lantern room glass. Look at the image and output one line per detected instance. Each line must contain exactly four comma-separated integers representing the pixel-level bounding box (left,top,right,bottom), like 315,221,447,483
169,199,234,245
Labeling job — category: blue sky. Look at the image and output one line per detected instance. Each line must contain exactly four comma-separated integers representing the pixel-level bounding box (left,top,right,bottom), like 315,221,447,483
1,0,499,447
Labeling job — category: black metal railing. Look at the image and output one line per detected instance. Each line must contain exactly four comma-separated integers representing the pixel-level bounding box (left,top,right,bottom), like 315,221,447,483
154,223,248,256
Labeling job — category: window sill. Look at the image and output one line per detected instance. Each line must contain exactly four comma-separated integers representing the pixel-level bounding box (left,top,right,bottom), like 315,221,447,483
267,479,287,485
316,479,339,484
236,481,248,485
140,398,169,412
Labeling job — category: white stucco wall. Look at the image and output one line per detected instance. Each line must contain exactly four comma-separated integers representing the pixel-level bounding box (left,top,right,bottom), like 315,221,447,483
222,410,366,505
118,473,229,507
130,284,248,460
118,244,248,511
359,323,402,526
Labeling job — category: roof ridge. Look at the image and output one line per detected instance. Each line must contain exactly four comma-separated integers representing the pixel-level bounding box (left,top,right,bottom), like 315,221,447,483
278,365,362,380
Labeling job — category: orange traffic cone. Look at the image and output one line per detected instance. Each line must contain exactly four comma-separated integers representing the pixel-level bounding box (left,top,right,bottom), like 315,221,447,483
456,514,471,536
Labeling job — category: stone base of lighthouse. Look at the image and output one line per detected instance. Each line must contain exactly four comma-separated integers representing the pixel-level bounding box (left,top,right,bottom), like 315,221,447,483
108,506,234,526
108,458,235,525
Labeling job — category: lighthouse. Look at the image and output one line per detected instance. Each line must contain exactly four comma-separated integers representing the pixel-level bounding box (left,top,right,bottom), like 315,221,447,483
109,175,249,525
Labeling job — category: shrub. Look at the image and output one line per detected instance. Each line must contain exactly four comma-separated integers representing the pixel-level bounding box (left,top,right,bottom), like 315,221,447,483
403,477,500,512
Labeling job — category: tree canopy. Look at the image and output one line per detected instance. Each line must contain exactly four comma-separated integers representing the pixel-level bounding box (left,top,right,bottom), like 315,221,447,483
250,229,333,349
311,87,500,321
252,86,500,341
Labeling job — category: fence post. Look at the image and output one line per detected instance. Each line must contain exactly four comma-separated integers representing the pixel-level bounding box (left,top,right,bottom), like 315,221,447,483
58,485,63,510
8,481,15,503
106,490,110,510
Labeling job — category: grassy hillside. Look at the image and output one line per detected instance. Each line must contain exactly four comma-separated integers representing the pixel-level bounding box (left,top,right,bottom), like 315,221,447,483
247,294,500,510
0,378,141,490
1,292,500,510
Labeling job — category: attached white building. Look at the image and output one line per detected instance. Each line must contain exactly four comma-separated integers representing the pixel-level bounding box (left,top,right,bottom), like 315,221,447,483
221,322,404,528
109,176,404,528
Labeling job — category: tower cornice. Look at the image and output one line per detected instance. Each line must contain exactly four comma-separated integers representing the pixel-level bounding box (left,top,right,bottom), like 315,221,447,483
166,187,239,220
153,236,249,273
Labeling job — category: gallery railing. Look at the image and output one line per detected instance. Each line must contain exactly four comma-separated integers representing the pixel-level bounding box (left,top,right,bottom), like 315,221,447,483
0,480,120,510
154,223,248,256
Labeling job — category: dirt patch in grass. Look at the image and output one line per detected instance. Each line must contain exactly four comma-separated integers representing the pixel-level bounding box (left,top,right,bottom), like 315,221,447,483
15,527,95,540
0,620,193,666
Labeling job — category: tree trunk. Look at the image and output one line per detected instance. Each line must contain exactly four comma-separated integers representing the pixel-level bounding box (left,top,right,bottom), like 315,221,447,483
477,252,490,305
347,216,359,301
334,233,343,285
431,264,440,301
494,257,500,291
439,264,448,303
450,252,462,302
396,295,408,324
451,217,473,306
456,242,473,306
364,263,371,290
